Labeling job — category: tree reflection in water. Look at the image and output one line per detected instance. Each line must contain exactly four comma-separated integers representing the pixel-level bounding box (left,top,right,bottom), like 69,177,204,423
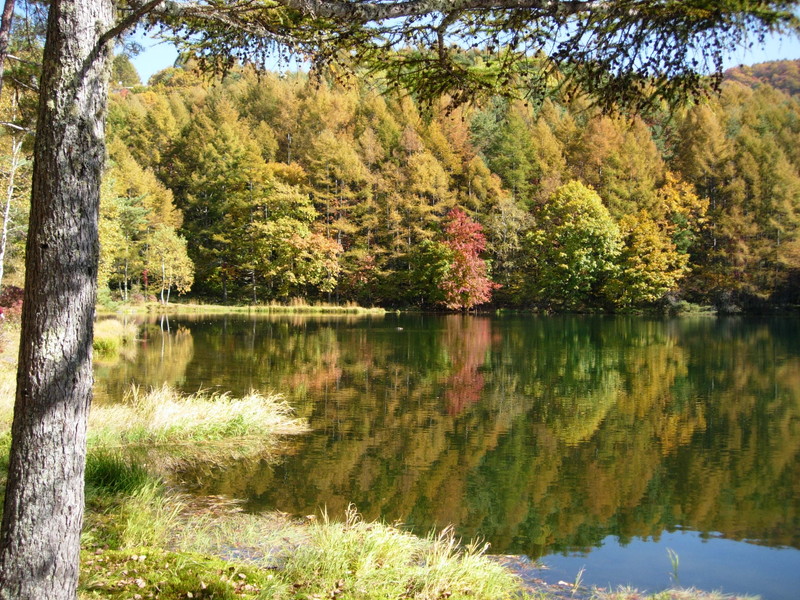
95,314,800,558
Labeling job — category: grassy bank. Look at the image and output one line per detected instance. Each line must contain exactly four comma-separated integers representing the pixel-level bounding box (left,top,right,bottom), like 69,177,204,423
81,476,523,600
102,299,387,316
89,385,307,447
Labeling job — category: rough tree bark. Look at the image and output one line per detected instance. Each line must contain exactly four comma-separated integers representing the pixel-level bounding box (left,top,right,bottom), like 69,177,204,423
0,0,114,598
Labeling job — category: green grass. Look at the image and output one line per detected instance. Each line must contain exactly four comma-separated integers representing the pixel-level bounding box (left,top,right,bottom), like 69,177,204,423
80,491,526,600
83,479,183,551
78,451,523,600
277,506,520,600
79,548,271,600
85,449,153,495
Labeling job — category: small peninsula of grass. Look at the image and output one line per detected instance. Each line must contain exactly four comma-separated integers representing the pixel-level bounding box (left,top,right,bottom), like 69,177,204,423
93,317,138,360
89,385,307,447
81,485,523,600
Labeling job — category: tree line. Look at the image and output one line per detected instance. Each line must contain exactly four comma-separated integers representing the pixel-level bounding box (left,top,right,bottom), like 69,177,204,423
3,56,800,312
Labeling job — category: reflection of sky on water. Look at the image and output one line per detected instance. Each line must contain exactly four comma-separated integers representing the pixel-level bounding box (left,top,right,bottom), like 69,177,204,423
537,530,800,600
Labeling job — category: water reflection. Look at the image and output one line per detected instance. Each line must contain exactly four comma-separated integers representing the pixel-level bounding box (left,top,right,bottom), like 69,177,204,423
94,314,800,568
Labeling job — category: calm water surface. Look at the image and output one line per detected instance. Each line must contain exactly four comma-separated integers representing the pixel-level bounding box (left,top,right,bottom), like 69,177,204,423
94,314,800,599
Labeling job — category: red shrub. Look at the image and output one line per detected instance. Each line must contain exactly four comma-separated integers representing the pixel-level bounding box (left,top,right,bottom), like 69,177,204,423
0,285,24,320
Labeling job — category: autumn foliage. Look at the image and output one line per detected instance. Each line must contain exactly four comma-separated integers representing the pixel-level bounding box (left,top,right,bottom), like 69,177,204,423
4,60,799,310
439,208,498,310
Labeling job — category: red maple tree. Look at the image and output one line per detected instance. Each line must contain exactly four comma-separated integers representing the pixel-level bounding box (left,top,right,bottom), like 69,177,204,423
440,207,498,310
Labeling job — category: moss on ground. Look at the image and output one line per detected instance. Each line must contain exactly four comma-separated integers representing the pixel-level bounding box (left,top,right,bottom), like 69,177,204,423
79,548,271,600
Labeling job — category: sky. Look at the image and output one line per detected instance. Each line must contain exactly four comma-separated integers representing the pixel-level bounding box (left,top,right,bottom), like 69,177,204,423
130,30,800,85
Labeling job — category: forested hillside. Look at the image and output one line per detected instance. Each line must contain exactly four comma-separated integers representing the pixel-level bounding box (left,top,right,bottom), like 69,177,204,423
726,59,800,96
3,57,800,311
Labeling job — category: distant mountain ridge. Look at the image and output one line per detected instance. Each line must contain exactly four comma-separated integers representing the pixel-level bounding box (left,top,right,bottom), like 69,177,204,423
725,59,800,96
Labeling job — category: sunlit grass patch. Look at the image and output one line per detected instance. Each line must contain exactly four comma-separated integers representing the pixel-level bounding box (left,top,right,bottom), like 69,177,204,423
144,298,387,315
81,497,527,600
92,317,138,360
170,499,308,566
84,480,184,552
278,505,521,600
89,384,308,448
79,548,270,600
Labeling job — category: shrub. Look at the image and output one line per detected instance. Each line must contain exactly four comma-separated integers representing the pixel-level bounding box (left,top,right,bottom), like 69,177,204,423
0,285,23,321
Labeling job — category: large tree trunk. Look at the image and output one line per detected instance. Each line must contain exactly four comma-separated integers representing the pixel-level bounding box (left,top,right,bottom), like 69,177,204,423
0,0,114,598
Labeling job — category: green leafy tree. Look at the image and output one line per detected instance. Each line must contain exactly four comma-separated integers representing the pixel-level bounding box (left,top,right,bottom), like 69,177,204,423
110,88,189,172
305,128,372,249
144,224,194,304
472,100,538,202
110,53,141,89
100,139,183,301
525,181,621,310
605,212,689,307
253,181,342,299
166,94,271,299
403,238,453,307
483,195,534,303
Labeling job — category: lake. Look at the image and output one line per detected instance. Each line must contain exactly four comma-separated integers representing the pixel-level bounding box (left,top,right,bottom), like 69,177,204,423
94,313,800,599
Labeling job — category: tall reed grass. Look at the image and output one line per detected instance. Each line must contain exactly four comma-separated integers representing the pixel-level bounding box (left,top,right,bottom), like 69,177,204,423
88,384,308,448
272,506,520,600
